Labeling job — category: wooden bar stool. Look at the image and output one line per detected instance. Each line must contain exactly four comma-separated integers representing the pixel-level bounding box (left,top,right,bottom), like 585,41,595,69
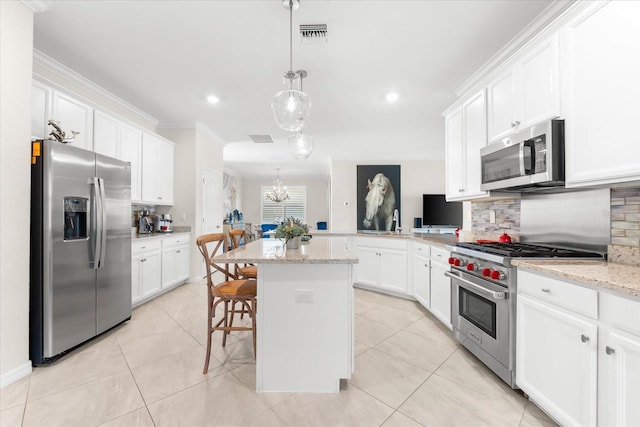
228,229,257,280
196,233,257,374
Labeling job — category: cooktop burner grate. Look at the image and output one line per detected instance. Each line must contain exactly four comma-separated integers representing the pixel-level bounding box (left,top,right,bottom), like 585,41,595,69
454,242,604,258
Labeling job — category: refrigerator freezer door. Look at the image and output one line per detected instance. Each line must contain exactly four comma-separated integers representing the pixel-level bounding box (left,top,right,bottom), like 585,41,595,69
95,153,132,333
45,142,97,357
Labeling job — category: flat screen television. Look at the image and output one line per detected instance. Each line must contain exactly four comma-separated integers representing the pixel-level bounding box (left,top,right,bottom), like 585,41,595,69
422,194,463,227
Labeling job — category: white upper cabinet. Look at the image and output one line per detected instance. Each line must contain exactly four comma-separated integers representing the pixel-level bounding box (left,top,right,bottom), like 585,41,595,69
31,80,51,140
94,110,143,202
488,34,560,142
445,89,488,201
51,91,93,150
93,110,119,158
119,122,143,202
142,133,174,205
562,0,640,187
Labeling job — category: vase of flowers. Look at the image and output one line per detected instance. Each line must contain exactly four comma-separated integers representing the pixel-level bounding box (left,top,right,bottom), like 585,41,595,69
275,217,309,249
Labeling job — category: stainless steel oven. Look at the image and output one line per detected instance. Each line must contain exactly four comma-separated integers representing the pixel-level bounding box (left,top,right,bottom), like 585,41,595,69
446,252,516,387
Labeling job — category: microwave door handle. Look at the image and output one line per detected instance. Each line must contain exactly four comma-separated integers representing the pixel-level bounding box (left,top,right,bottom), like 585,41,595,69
518,142,526,176
445,271,507,300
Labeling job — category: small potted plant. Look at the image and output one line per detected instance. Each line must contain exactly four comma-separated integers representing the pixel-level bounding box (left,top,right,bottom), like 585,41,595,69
274,217,309,249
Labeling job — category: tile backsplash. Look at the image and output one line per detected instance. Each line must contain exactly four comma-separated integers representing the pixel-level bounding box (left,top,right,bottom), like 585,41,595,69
611,188,640,247
471,198,521,235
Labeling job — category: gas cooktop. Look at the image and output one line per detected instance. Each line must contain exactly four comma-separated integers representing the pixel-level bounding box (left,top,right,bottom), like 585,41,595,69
454,242,605,259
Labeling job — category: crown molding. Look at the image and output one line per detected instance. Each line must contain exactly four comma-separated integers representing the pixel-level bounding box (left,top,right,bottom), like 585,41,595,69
454,0,578,98
32,49,159,128
21,0,52,13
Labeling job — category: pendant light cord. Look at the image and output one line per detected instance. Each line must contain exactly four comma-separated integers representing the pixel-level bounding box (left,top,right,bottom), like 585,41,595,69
289,0,293,72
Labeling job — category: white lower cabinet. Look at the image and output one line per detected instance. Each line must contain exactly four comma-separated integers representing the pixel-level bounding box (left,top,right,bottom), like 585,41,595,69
517,293,598,427
598,292,640,427
132,239,162,305
411,243,430,308
161,235,190,289
517,269,640,427
132,234,191,306
353,237,407,295
429,246,452,329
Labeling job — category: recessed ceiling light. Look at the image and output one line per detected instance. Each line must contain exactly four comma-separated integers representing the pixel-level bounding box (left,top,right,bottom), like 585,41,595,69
206,94,220,104
385,92,399,103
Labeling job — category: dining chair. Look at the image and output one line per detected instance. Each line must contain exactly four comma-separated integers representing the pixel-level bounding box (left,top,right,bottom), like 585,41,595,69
228,229,257,280
196,233,257,374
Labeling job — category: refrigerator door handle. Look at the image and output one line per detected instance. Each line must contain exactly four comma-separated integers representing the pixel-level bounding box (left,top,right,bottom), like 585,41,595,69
98,177,107,268
93,177,107,269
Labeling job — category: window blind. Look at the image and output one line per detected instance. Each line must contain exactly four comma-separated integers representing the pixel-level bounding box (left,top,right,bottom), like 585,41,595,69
261,185,306,224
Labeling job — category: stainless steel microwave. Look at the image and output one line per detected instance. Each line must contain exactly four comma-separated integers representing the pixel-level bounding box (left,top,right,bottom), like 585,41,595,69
480,119,565,191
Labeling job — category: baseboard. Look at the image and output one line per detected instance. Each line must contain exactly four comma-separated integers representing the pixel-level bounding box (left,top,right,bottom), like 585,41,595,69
1,361,32,389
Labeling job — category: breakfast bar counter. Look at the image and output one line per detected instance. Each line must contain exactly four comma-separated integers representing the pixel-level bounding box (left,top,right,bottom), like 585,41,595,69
214,236,358,393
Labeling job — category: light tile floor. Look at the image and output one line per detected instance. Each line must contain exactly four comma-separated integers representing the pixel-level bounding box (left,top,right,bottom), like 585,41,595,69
0,281,558,427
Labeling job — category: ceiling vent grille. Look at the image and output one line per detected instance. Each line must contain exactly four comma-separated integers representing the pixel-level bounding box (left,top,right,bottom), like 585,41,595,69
300,24,327,44
249,134,275,144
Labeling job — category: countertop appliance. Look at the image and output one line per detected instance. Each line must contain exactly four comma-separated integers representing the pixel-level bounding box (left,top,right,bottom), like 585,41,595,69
138,210,154,234
446,241,604,388
155,214,173,233
30,139,132,365
480,119,564,191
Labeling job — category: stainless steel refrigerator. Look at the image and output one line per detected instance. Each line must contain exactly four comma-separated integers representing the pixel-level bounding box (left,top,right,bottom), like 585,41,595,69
30,139,132,365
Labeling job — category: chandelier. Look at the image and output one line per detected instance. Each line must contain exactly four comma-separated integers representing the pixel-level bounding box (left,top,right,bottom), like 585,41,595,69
265,169,290,203
271,0,311,132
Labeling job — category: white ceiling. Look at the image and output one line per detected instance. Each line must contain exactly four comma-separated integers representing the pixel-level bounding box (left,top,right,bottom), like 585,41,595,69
33,0,557,179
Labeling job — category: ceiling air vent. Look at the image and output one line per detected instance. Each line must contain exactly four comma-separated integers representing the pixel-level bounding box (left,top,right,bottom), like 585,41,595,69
249,134,274,144
300,23,327,44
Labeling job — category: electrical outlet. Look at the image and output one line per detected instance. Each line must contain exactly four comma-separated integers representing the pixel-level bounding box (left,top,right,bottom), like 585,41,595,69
489,210,496,224
294,289,314,304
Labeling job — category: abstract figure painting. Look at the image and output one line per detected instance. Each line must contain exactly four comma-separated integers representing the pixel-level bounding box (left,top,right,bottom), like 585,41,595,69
357,165,401,232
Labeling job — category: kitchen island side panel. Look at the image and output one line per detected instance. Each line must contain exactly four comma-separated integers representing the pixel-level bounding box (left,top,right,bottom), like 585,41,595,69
256,263,354,393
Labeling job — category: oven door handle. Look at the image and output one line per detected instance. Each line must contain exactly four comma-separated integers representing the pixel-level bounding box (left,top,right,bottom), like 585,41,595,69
445,271,507,300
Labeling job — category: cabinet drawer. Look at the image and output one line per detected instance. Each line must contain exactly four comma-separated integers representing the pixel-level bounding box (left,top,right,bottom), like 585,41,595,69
600,292,640,336
133,238,161,253
518,270,598,319
162,234,190,248
413,242,430,257
430,246,450,263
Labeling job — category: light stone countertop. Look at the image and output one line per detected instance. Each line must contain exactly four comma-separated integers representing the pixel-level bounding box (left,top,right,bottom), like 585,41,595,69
133,231,191,240
512,259,640,300
214,236,358,264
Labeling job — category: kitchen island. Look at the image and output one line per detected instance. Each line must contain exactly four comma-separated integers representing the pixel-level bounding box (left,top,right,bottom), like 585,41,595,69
214,236,358,393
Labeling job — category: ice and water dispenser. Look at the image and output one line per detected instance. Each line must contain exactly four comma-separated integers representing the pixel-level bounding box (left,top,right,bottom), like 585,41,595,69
64,197,88,240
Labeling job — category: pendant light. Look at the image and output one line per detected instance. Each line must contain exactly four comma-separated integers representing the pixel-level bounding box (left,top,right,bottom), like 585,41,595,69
271,0,311,132
288,70,314,159
289,128,314,160
265,169,290,203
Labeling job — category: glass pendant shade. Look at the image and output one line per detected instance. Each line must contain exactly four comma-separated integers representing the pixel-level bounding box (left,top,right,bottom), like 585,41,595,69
271,89,310,132
289,131,314,159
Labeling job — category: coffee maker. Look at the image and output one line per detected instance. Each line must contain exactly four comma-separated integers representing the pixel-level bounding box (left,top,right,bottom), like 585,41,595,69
137,210,154,234
156,214,173,233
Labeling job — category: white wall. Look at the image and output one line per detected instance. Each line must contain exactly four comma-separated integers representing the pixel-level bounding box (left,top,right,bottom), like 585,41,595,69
1,0,34,386
240,176,330,230
330,159,446,233
159,123,224,280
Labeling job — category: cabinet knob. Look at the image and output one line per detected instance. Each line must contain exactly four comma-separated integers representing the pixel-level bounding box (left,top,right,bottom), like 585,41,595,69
511,120,520,127
157,196,162,200
605,346,615,355
541,288,550,293
176,250,180,253
581,334,590,343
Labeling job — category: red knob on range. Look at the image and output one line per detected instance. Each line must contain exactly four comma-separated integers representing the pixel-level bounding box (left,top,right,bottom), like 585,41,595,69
466,263,475,271
453,259,461,266
482,268,491,277
448,257,455,265
491,270,505,280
